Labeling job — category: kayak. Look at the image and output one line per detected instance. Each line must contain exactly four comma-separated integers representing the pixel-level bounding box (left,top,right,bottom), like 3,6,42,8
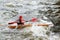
8,23,32,29
8,23,50,29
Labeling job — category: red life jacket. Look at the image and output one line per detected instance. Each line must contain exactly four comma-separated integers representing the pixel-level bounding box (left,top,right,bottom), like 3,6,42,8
19,16,25,24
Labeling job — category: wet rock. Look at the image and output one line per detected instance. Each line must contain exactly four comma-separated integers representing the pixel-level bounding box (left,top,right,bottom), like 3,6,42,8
50,26,60,32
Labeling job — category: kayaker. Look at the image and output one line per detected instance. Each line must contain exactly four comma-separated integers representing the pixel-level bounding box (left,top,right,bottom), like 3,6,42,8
17,16,25,25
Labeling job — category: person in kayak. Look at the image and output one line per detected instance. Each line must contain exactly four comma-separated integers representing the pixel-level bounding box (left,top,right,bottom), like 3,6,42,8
8,16,37,25
17,16,25,25
8,15,50,29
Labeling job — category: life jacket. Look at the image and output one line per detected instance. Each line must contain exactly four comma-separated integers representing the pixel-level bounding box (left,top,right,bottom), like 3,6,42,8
18,16,25,25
